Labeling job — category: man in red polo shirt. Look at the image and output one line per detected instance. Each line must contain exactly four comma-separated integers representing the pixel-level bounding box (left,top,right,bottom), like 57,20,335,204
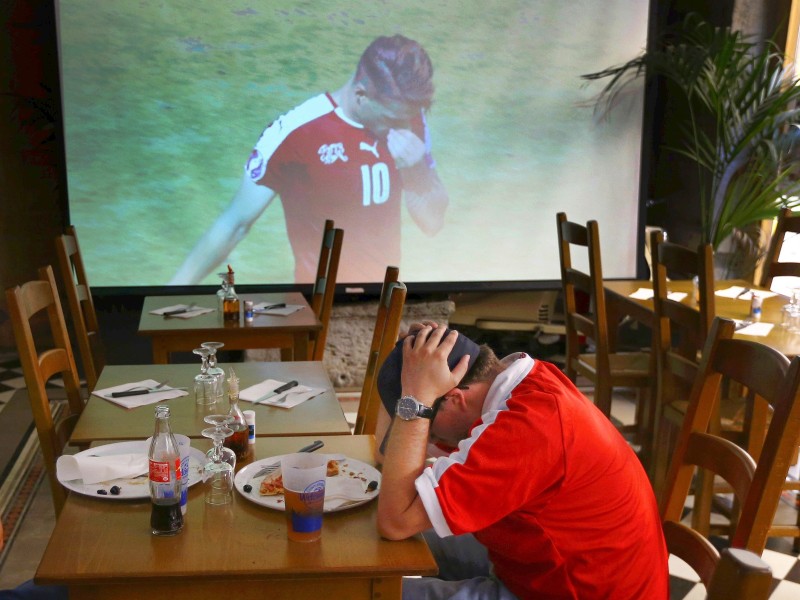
377,325,668,599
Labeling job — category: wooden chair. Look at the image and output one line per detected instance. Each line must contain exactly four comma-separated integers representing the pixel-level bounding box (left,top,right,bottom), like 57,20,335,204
556,212,654,452
5,265,85,516
759,207,800,289
661,317,800,555
663,522,772,600
649,230,715,494
55,225,104,391
354,268,406,435
308,219,344,361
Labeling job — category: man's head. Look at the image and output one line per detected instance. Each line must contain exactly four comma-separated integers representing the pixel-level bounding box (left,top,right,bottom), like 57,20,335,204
378,328,503,448
352,35,434,136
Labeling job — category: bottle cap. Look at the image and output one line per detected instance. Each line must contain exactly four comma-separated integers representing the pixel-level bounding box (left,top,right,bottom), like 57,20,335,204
243,410,255,425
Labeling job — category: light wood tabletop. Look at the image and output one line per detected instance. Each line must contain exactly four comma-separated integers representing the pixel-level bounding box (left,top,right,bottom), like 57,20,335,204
138,292,321,363
604,279,800,357
70,362,351,445
36,435,437,600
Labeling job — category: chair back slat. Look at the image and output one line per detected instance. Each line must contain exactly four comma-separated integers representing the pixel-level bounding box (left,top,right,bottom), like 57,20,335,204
309,220,343,361
759,207,800,288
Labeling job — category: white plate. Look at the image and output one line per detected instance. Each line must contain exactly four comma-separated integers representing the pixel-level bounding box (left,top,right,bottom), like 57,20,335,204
58,441,205,500
235,454,380,513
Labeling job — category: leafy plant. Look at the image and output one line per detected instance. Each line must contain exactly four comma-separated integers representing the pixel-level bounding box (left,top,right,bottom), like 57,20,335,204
583,15,800,275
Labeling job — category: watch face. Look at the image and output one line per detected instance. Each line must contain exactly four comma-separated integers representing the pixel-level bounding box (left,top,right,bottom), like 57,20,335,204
396,396,418,420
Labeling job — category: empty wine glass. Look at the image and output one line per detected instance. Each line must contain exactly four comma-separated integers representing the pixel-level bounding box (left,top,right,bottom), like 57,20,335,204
201,341,225,403
192,347,218,406
201,418,234,506
203,414,236,469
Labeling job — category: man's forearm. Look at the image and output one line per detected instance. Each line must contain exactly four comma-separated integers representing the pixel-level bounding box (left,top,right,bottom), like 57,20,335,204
402,165,449,236
376,416,433,540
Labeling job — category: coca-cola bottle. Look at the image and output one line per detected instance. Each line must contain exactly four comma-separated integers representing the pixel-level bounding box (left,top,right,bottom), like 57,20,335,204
223,368,250,461
149,405,183,536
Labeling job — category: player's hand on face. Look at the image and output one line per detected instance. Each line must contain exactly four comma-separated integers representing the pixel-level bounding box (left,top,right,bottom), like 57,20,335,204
400,326,470,404
387,128,425,169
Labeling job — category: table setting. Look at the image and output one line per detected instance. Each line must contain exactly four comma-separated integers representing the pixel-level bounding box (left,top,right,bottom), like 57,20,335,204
148,303,215,318
239,378,325,408
91,378,189,408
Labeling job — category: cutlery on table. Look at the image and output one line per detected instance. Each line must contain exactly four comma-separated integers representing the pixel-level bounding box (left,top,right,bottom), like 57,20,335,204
250,440,325,481
110,381,187,398
735,288,751,299
254,303,286,312
255,380,299,404
163,304,197,317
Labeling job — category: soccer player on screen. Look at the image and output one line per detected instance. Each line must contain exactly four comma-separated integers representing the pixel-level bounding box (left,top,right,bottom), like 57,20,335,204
169,34,449,285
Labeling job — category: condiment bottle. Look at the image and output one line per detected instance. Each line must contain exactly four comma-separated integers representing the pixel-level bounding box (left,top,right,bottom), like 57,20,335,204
149,405,183,536
222,264,240,322
223,368,250,461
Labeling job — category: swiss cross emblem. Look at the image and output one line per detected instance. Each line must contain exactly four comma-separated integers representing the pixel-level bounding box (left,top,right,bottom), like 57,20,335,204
318,143,348,164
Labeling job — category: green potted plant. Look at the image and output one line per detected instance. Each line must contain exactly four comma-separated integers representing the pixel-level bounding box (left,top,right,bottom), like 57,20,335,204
583,14,800,278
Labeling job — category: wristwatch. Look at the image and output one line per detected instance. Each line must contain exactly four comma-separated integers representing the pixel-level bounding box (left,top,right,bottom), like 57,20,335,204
395,395,435,421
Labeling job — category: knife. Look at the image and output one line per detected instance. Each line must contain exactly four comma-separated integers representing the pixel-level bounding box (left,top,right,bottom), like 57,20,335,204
110,386,187,398
163,304,196,317
251,440,325,479
255,380,299,404
254,303,286,312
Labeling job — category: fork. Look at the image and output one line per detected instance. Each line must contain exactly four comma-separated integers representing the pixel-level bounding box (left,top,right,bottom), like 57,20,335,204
249,440,325,481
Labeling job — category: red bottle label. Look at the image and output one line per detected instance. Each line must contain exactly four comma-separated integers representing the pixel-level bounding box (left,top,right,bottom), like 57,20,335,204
149,459,170,483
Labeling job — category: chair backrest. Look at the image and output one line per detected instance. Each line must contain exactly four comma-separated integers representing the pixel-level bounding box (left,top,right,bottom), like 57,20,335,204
5,265,85,516
663,521,772,599
355,271,406,435
556,212,612,407
309,220,344,361
660,316,800,554
55,225,104,391
759,207,800,289
650,230,715,409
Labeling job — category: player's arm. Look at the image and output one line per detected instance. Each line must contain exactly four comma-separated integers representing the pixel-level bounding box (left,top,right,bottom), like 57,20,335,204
168,174,276,285
387,128,449,236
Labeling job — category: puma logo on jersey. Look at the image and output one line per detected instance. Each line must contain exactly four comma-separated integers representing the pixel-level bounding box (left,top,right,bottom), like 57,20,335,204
359,141,380,158
318,143,348,164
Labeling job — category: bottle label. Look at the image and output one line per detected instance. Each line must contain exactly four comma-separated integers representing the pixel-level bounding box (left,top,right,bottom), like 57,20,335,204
149,458,181,483
149,459,170,483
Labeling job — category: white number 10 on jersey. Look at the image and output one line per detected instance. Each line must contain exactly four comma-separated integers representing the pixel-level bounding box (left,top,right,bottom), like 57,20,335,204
361,163,390,206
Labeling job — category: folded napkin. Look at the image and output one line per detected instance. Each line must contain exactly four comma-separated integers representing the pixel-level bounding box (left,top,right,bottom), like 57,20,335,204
325,476,376,510
149,304,215,318
239,378,324,408
57,452,148,484
628,288,686,302
92,379,189,409
715,286,778,300
252,302,305,316
734,321,774,337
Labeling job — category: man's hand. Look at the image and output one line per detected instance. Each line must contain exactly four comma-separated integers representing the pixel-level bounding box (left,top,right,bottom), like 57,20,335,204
401,326,471,404
387,128,426,169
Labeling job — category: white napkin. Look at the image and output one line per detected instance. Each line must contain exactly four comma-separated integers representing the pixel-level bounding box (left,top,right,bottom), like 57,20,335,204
252,302,305,316
57,452,148,484
734,321,774,336
149,304,215,318
239,378,324,408
324,476,375,510
628,288,654,300
92,379,189,409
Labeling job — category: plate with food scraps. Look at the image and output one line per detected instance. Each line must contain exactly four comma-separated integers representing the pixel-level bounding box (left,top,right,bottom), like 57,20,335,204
234,454,380,513
58,440,205,500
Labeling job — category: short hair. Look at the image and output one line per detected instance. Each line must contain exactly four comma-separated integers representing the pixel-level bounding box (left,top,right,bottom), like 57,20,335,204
460,344,504,386
356,34,434,110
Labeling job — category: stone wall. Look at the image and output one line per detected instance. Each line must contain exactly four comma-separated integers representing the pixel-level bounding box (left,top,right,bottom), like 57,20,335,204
247,299,454,390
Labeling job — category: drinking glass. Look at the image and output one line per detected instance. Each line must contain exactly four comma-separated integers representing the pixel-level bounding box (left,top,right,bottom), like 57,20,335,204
201,341,225,403
201,420,234,506
203,414,236,469
192,347,217,406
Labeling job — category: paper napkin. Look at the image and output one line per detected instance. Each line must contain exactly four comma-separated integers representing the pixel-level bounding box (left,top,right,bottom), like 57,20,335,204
92,379,189,409
734,321,774,337
56,452,148,484
252,302,305,316
629,288,654,300
324,476,375,510
715,287,778,300
149,304,215,318
239,378,324,408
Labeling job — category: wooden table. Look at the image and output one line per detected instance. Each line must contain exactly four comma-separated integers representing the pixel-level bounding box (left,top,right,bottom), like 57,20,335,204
138,292,321,363
70,362,351,445
604,279,800,357
36,435,437,600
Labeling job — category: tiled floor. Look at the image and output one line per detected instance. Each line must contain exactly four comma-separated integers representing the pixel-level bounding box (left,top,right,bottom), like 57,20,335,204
0,362,799,598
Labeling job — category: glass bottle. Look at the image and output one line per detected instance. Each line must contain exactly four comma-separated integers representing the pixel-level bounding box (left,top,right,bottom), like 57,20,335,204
222,265,240,322
223,368,250,461
216,272,228,313
148,405,183,536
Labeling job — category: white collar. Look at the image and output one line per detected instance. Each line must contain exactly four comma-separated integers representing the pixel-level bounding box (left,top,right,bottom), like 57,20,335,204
481,353,535,414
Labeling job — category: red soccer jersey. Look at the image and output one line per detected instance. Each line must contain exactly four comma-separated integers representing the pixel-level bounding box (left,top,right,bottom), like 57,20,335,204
247,93,428,283
416,356,669,600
